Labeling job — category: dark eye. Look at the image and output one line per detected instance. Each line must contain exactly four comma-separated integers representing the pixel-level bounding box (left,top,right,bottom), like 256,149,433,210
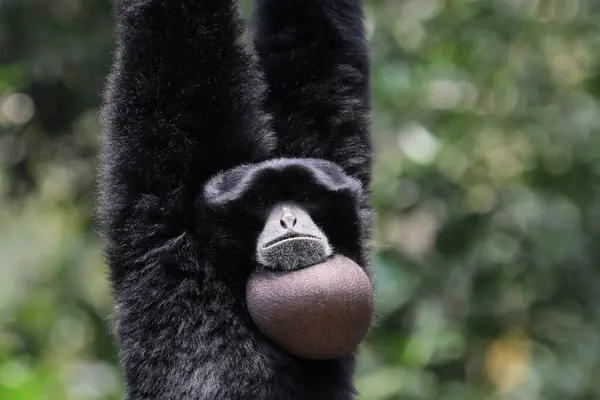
301,192,315,203
254,196,269,208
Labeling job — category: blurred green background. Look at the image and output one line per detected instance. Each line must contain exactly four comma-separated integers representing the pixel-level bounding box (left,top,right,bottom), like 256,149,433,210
2,0,600,399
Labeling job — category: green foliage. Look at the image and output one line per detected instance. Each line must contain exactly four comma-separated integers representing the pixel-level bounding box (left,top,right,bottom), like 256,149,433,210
2,0,600,398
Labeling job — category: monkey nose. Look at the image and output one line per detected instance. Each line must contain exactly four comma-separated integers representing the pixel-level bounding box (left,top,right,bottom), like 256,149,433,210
280,212,297,229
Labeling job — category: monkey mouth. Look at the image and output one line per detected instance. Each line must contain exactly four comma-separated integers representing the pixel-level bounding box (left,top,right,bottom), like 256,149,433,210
263,233,322,248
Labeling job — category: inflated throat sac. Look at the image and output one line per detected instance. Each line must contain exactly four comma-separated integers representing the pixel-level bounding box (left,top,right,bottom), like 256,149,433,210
246,255,374,360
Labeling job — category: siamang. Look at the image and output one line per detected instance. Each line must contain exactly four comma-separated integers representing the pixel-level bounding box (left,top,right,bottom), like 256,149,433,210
97,0,372,399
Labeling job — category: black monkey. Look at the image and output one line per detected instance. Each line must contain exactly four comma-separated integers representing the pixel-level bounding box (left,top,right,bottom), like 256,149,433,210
98,0,372,399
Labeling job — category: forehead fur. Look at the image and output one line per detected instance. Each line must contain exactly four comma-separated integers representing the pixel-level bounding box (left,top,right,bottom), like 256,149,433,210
203,158,364,206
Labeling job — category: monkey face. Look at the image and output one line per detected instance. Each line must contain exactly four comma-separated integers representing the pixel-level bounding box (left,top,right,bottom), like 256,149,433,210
255,203,333,271
201,158,368,271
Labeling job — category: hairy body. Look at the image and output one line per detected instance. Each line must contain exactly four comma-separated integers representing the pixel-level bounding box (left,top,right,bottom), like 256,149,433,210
97,0,372,399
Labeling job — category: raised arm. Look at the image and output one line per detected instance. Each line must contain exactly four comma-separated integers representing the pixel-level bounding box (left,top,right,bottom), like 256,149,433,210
99,0,274,276
253,0,372,187
97,2,276,398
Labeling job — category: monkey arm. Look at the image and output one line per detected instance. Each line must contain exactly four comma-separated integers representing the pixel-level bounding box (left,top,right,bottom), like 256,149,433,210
253,0,372,187
98,2,277,398
99,0,274,277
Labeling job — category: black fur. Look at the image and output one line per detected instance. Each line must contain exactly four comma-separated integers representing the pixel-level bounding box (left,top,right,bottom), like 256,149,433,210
97,0,372,399
254,0,372,187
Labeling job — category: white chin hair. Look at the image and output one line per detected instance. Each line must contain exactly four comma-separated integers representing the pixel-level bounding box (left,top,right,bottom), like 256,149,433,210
258,239,333,271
